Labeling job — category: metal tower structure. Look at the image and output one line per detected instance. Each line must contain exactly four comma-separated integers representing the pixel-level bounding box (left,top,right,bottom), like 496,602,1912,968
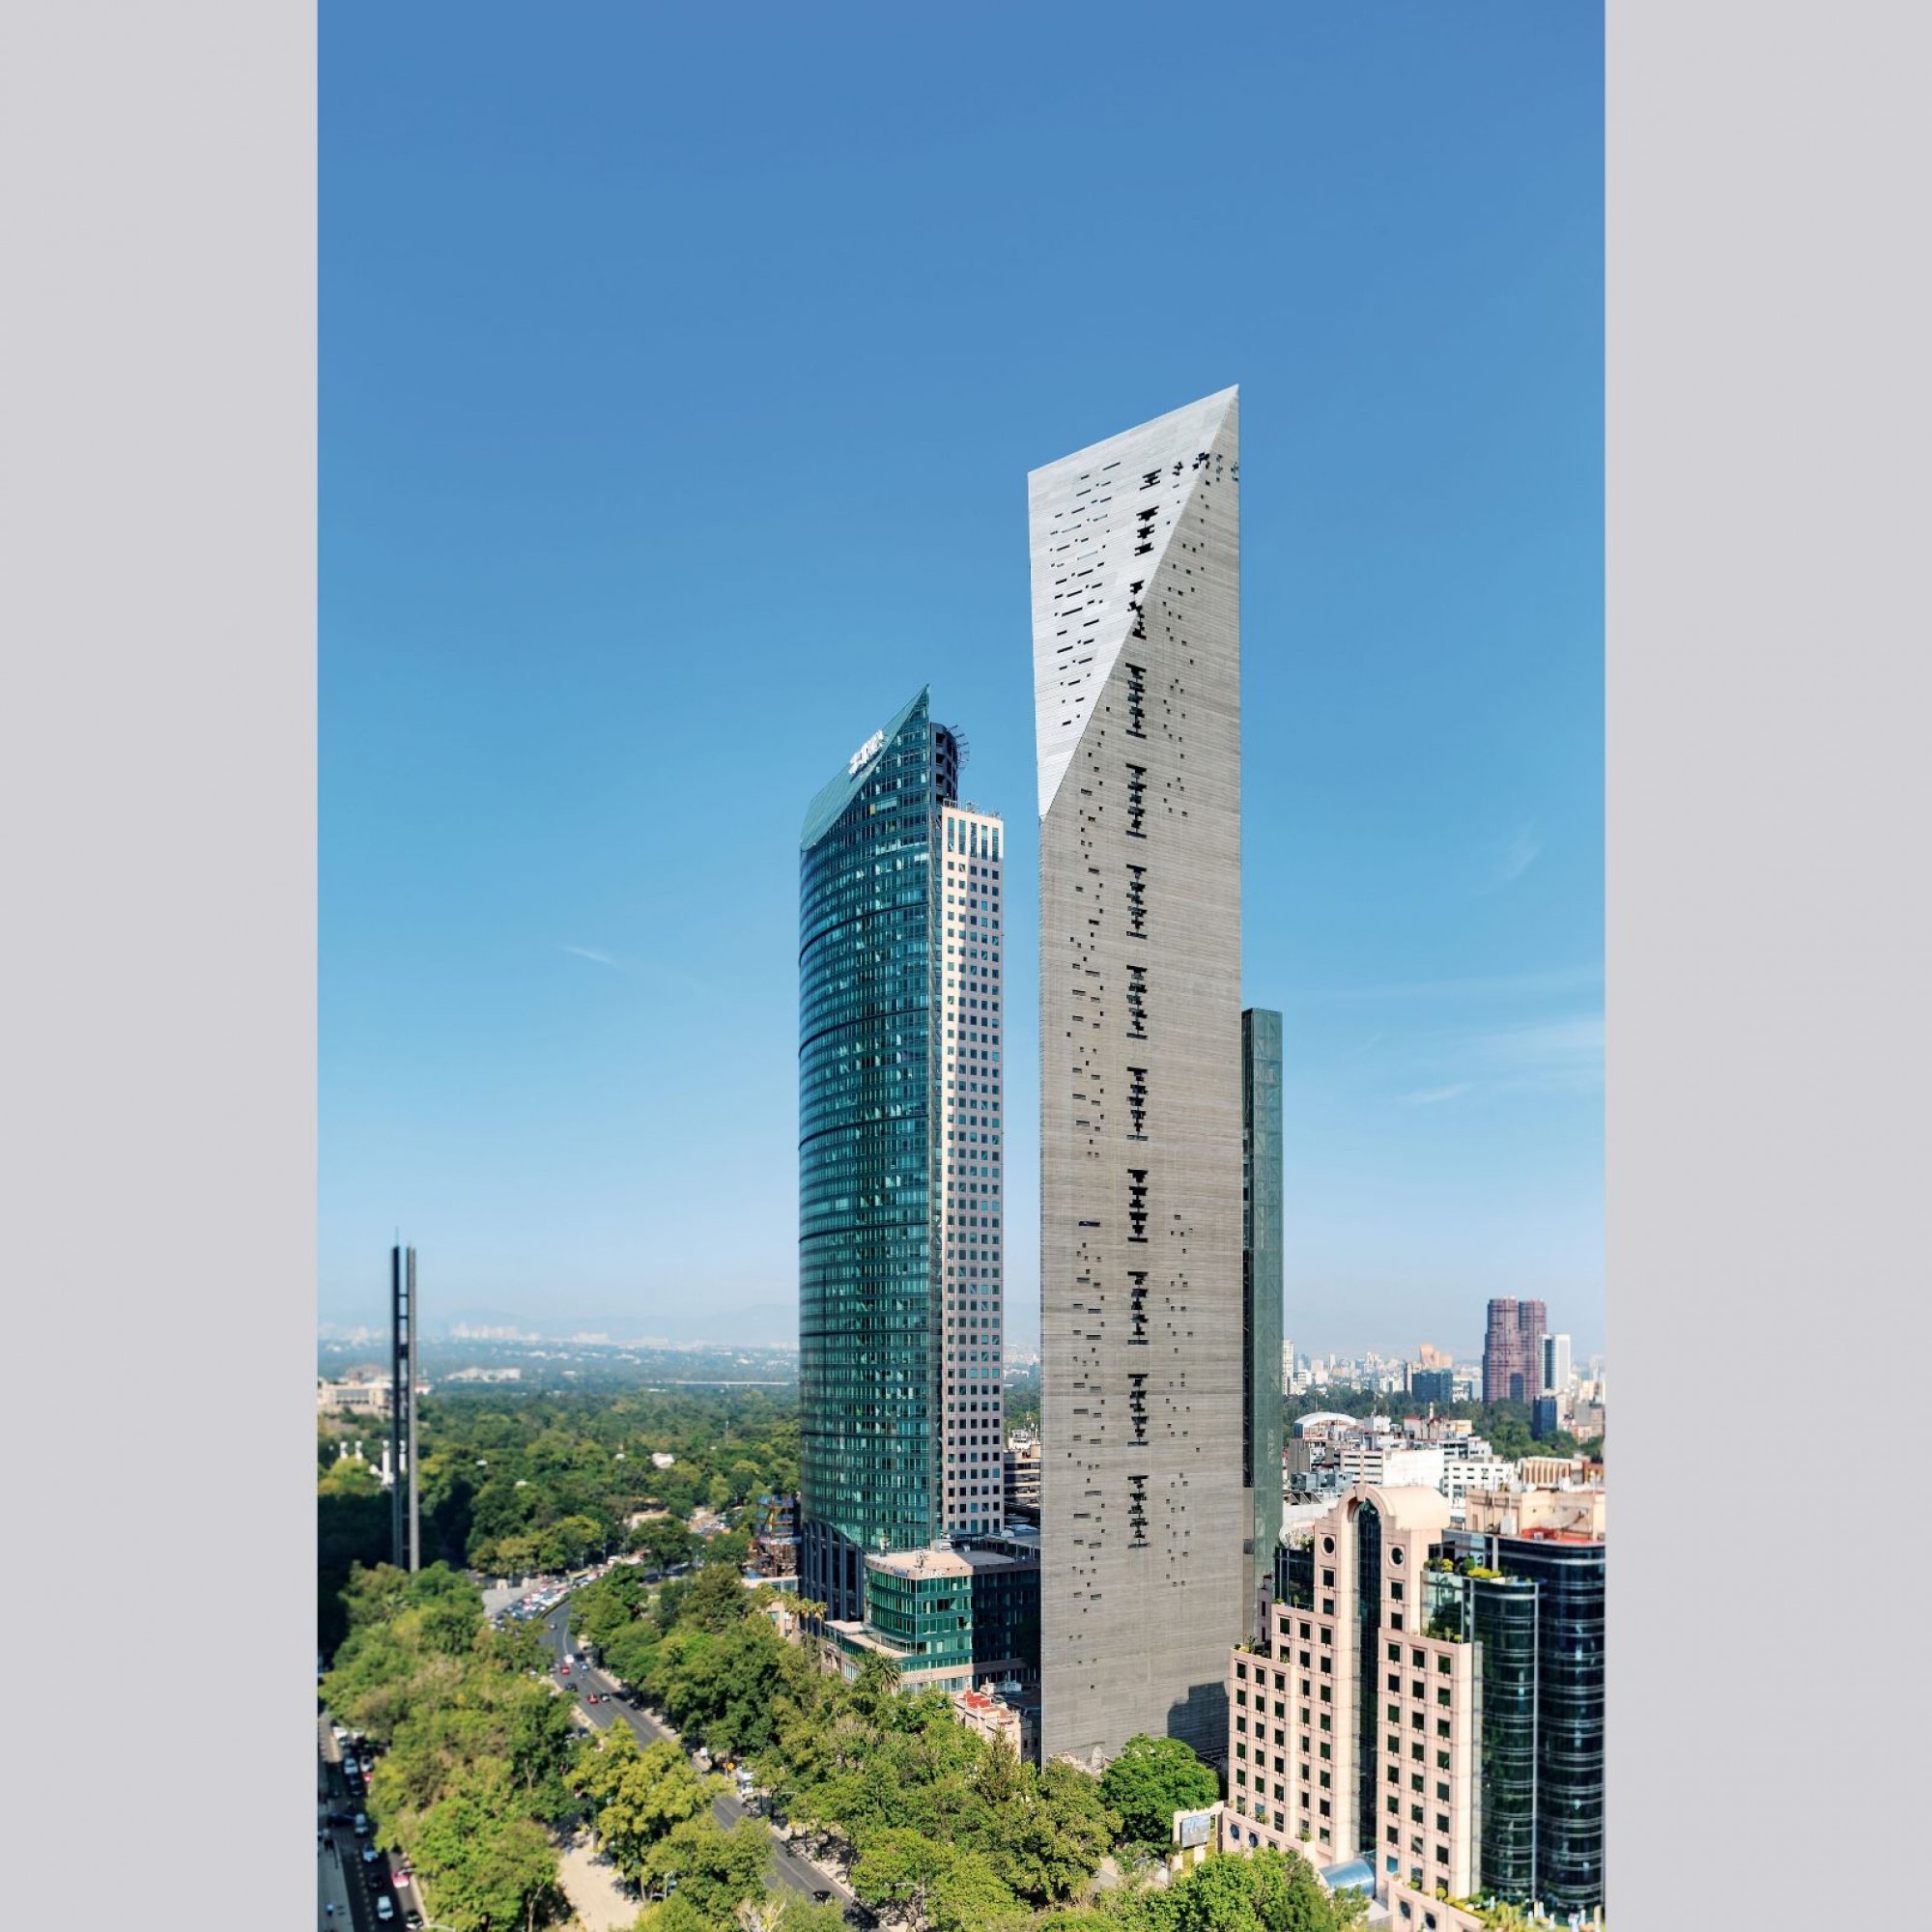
389,1243,419,1571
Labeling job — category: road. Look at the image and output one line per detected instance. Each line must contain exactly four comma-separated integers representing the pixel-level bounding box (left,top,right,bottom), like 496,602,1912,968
539,1602,861,1918
316,1712,421,1932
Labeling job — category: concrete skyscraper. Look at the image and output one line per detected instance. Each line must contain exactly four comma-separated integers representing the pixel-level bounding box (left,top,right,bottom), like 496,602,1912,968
797,689,1007,1629
1483,1297,1548,1405
1032,387,1245,1765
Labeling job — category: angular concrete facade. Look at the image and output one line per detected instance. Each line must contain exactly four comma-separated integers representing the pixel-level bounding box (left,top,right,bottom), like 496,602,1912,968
1031,388,1245,1767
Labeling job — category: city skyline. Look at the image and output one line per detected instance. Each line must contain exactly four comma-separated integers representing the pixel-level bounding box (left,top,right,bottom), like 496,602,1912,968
319,7,1605,1356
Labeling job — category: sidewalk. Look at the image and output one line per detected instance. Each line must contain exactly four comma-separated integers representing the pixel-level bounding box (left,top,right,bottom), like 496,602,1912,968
318,1829,356,1931
556,1834,640,1932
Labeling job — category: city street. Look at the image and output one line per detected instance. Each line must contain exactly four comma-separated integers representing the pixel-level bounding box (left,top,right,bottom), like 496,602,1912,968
316,1713,421,1932
316,1592,859,1928
540,1605,860,1917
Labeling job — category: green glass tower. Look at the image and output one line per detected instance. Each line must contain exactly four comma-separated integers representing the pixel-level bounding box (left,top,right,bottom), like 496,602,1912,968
1242,1008,1284,1640
798,689,1007,1626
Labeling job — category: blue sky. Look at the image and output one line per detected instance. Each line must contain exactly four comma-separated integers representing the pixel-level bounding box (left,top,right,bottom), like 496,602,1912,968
321,2,1604,1358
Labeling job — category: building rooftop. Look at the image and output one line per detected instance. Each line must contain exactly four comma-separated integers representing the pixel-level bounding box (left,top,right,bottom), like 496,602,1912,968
865,1544,976,1581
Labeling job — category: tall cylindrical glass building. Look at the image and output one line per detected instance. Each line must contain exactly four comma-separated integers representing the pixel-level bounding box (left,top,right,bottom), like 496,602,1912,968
797,689,1005,1624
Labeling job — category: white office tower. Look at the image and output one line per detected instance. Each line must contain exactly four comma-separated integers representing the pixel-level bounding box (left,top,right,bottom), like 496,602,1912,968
940,802,1008,1537
1031,387,1245,1767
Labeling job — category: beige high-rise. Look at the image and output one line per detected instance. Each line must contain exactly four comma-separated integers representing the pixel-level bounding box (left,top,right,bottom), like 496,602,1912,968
1031,388,1245,1766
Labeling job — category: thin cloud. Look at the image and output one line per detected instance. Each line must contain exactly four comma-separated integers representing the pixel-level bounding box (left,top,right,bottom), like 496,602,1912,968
1403,1083,1471,1107
558,942,714,995
1473,1013,1605,1094
558,944,632,974
1483,823,1545,893
1295,964,1602,1006
1383,1011,1603,1108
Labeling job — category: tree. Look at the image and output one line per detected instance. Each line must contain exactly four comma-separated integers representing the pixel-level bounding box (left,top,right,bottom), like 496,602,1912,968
849,1826,952,1932
640,1817,771,1925
575,1724,719,1882
1099,1735,1220,1852
1151,1848,1369,1932
769,1896,848,1932
851,1826,1024,1932
1022,1760,1118,1903
849,1649,901,1719
685,1558,753,1634
632,1515,697,1572
411,1765,562,1932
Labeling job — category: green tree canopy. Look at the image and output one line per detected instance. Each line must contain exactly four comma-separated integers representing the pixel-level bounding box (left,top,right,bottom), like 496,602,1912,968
1098,1735,1221,1852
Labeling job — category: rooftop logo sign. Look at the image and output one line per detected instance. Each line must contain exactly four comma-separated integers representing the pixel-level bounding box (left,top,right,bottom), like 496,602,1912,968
847,727,887,776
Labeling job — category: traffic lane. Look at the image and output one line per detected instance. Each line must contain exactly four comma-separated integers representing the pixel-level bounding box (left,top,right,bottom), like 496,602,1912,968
320,1747,377,1932
564,1657,853,1908
551,1589,856,1908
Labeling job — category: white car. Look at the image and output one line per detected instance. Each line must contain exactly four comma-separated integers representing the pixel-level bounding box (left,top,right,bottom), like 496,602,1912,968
354,1814,370,1837
375,1897,395,1922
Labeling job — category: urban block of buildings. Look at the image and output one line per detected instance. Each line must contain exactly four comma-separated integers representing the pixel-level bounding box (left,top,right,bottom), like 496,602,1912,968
778,388,1604,1917
1224,1480,1605,1918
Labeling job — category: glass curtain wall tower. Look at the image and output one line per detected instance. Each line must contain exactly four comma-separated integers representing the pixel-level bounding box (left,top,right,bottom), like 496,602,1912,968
1032,387,1246,1766
1242,1009,1284,1641
798,688,1005,1624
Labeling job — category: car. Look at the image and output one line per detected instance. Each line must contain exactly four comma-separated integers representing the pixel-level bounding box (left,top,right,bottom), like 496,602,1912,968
362,1844,380,1865
358,1756,375,1776
584,1691,600,1705
393,1865,412,1888
812,1890,833,1906
354,1814,369,1836
374,1895,395,1922
405,1914,422,1930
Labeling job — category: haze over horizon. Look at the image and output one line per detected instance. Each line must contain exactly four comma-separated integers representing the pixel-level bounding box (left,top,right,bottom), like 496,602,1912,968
321,6,1605,1360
